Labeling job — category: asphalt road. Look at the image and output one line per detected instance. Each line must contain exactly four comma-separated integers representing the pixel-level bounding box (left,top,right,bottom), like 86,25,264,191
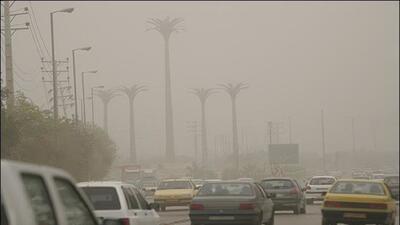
159,203,400,225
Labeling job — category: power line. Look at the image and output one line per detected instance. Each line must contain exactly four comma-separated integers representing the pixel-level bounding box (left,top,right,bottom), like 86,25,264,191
28,1,50,58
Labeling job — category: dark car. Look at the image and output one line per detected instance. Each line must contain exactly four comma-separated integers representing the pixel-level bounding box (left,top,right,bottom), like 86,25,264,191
260,177,306,214
189,181,275,225
384,175,399,201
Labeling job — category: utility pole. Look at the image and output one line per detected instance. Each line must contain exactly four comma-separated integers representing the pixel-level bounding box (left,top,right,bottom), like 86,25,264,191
1,1,29,110
321,109,327,173
268,121,273,145
187,121,199,164
351,117,356,155
289,116,292,144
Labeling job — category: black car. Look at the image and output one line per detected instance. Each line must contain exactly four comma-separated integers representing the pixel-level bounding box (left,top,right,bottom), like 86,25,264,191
260,177,306,214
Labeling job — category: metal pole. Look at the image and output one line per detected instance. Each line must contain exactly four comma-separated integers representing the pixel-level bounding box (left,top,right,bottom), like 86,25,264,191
351,117,356,155
289,116,292,144
321,109,326,173
91,88,94,126
268,121,273,145
3,1,15,110
72,50,78,122
81,72,86,124
50,12,58,119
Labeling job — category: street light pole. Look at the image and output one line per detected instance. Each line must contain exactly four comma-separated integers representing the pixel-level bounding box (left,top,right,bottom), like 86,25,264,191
81,70,97,124
72,47,91,123
50,7,74,119
91,86,104,126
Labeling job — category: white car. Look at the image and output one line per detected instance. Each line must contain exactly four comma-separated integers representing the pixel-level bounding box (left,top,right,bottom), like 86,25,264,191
78,181,160,225
305,176,336,204
1,159,119,225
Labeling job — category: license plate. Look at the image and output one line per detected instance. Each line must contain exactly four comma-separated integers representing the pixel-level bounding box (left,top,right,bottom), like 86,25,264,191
209,216,234,220
343,213,367,219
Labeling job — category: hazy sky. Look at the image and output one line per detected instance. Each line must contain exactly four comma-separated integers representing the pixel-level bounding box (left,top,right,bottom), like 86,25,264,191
1,1,398,161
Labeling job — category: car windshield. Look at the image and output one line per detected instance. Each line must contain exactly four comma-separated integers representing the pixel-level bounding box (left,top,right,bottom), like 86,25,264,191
261,179,294,190
81,187,121,210
309,177,335,185
158,181,192,190
330,181,386,196
384,176,399,186
198,183,254,196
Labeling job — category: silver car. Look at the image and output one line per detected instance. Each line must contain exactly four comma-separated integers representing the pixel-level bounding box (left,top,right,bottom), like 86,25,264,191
189,181,275,225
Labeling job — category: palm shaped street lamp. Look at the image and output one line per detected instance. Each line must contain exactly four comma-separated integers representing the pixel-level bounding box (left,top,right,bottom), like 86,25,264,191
95,89,119,134
147,17,184,161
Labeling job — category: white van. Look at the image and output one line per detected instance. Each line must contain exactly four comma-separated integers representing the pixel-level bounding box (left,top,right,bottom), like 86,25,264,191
1,159,120,225
305,175,336,204
78,181,160,225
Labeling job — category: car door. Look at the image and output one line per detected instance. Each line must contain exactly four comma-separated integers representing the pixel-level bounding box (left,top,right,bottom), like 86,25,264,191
132,188,160,225
122,186,146,225
293,180,305,202
254,184,272,222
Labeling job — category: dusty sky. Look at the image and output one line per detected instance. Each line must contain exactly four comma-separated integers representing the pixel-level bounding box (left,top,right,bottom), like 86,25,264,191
1,1,399,162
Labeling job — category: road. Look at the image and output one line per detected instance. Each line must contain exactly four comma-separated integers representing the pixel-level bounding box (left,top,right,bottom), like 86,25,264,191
159,203,400,225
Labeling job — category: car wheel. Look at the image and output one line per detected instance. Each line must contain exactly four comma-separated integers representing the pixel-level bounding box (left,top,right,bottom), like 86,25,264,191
265,212,274,225
254,213,263,225
321,217,336,225
293,204,301,215
300,203,306,214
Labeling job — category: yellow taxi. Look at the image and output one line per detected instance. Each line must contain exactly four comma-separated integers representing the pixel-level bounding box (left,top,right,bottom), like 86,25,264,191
321,179,397,225
154,178,198,211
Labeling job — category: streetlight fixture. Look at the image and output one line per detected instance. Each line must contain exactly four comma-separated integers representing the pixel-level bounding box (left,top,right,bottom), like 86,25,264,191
50,7,74,119
81,70,98,124
91,85,104,126
72,46,91,123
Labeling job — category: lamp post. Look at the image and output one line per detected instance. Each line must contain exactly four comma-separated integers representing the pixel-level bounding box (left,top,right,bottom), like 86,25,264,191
91,85,104,126
81,70,97,124
72,46,91,123
50,7,74,119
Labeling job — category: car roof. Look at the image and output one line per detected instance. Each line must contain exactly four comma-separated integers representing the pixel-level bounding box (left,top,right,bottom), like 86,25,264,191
336,179,384,183
161,178,192,182
77,181,136,187
261,177,296,181
310,176,336,179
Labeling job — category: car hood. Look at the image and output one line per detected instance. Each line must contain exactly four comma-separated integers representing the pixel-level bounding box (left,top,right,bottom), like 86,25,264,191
155,189,193,196
325,193,390,203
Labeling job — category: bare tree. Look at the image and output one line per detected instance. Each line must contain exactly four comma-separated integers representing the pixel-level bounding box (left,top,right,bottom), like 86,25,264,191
95,89,119,134
147,17,184,162
118,85,147,163
218,82,248,177
190,88,216,169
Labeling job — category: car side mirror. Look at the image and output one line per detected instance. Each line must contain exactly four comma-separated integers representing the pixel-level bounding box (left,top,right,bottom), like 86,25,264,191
266,193,275,198
102,219,123,225
195,186,200,190
321,192,327,197
301,187,307,192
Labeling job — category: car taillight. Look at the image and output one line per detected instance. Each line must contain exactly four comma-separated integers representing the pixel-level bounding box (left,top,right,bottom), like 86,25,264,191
289,187,300,194
369,203,387,209
190,203,204,210
120,218,130,225
324,201,341,208
239,203,256,210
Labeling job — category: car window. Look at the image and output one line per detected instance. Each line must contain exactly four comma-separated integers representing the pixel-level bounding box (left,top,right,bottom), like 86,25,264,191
132,188,149,209
197,183,254,196
81,187,121,210
54,178,97,225
261,179,294,190
309,177,335,185
254,184,266,198
122,186,140,209
21,173,57,225
1,199,8,225
158,181,192,190
330,181,386,196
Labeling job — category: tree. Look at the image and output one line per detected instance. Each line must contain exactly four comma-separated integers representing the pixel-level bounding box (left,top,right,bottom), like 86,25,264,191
117,85,147,163
190,88,216,168
95,89,119,134
147,17,184,162
218,82,248,177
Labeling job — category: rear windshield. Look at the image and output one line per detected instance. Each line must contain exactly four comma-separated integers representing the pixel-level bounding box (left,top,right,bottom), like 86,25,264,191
158,181,192,190
81,187,121,210
310,177,335,185
384,176,399,186
260,180,294,190
330,181,386,196
198,183,254,196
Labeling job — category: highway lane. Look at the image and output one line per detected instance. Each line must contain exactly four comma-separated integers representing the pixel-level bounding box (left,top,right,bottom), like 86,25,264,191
159,203,399,225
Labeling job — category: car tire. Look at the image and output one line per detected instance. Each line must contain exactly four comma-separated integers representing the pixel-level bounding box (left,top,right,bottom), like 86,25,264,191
265,212,274,225
321,217,336,225
254,213,263,225
293,204,301,215
300,203,306,214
